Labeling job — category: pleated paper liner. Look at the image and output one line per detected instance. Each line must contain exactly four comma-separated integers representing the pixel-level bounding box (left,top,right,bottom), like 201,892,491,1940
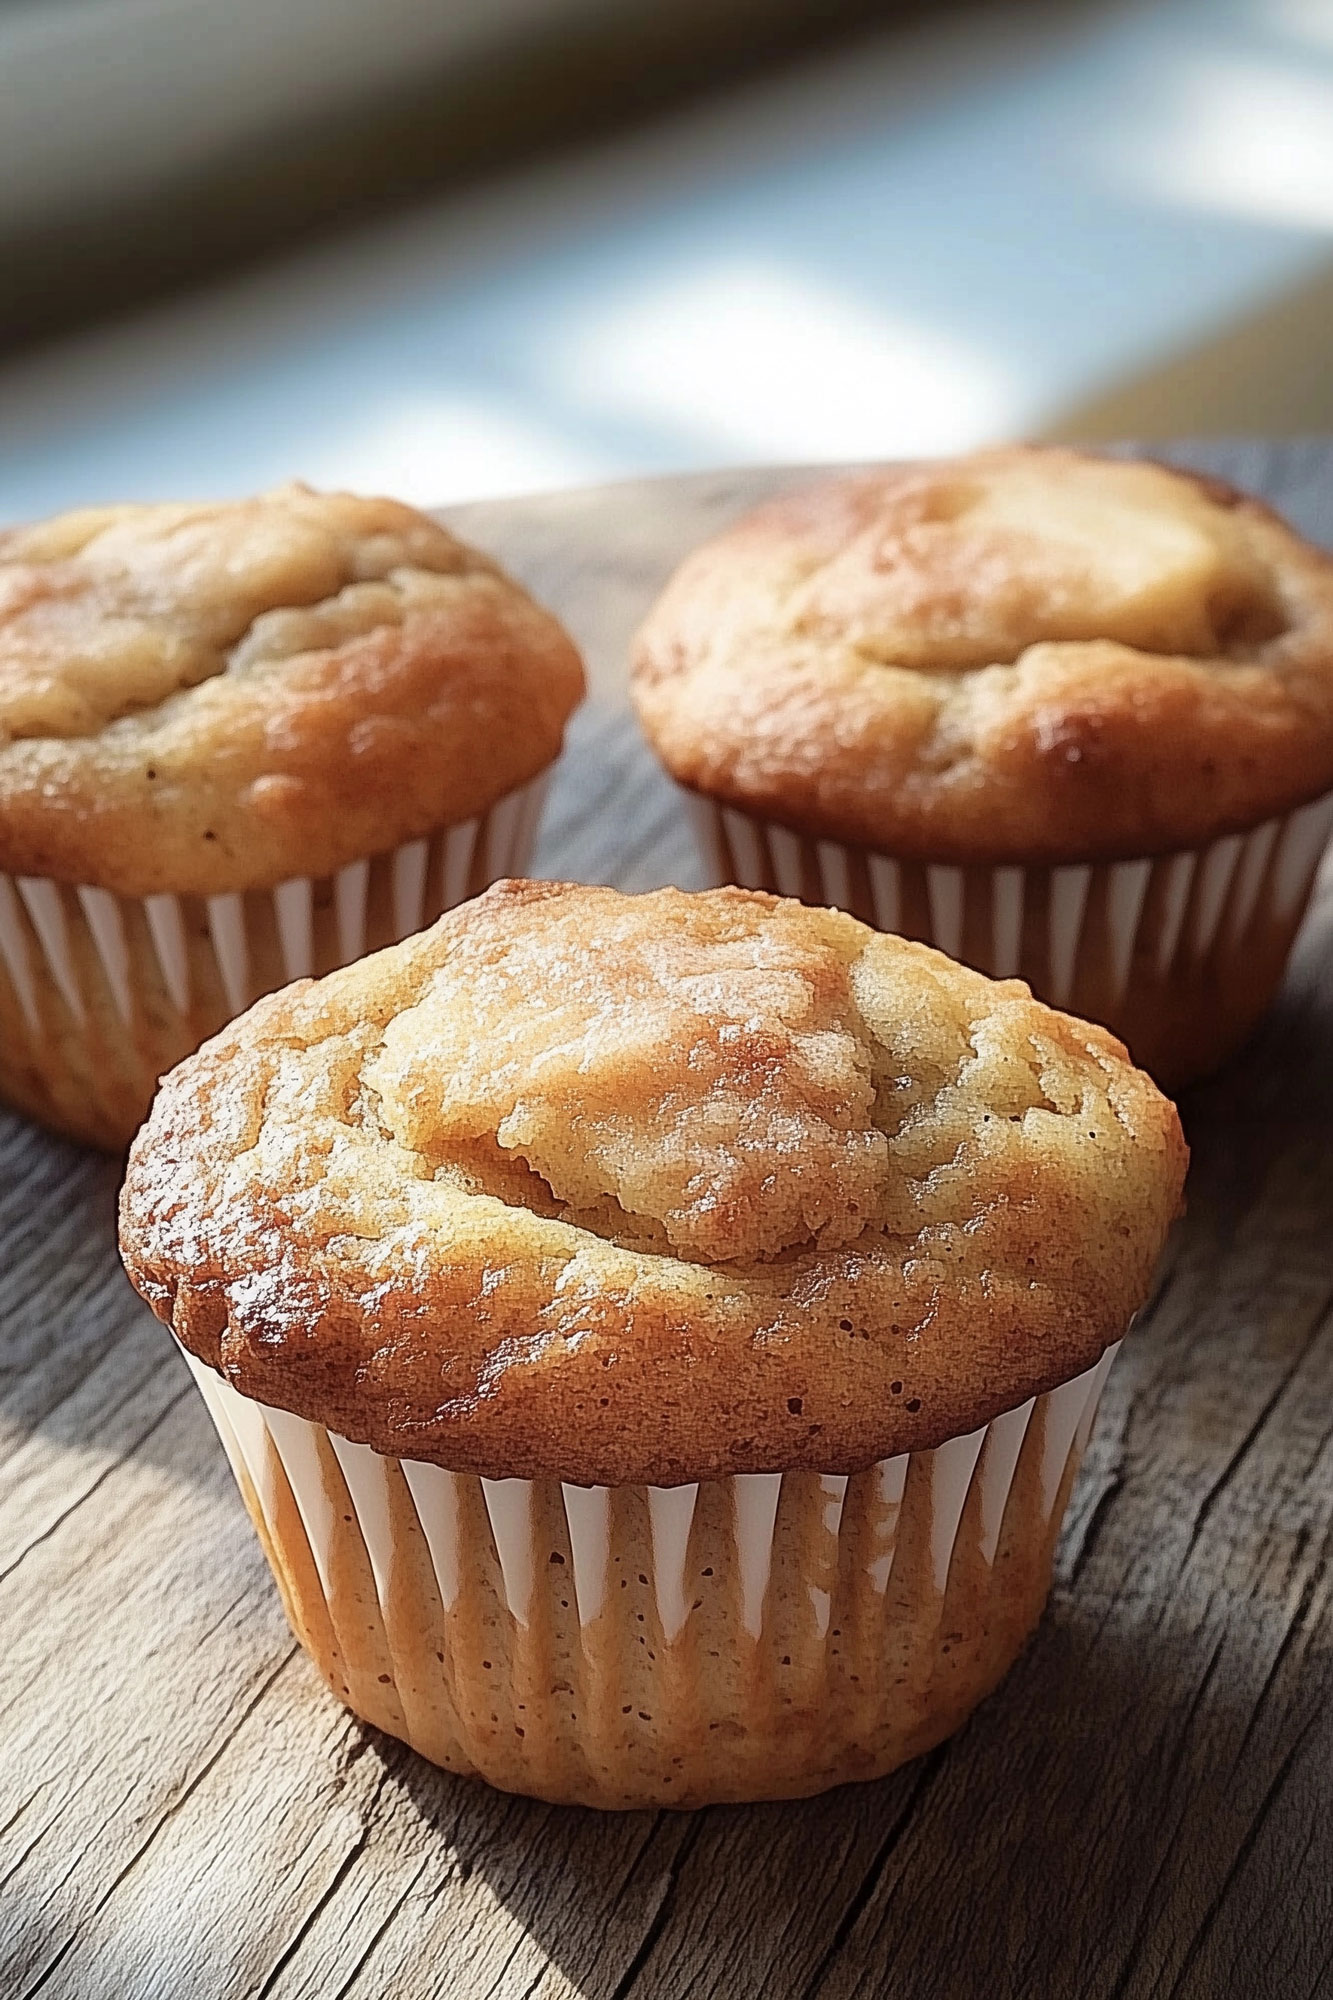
183,1339,1119,1810
0,773,548,1149
691,792,1333,1090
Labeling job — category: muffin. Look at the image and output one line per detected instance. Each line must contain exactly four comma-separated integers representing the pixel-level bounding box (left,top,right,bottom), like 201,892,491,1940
0,485,584,1147
633,448,1333,1088
120,879,1186,1809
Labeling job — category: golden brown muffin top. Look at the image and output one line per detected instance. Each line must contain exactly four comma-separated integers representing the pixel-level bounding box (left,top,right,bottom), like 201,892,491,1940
120,880,1186,1484
633,448,1333,862
0,486,584,896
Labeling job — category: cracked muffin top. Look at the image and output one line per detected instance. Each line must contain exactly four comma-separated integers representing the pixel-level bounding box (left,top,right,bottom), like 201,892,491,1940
0,485,584,896
120,880,1187,1484
633,448,1333,863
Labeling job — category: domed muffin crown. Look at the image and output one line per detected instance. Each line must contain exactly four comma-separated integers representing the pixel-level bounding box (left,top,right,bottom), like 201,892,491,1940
0,485,583,895
120,880,1187,1484
634,448,1333,862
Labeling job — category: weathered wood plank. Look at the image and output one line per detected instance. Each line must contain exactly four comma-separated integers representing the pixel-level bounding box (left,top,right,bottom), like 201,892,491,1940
2,443,1333,1999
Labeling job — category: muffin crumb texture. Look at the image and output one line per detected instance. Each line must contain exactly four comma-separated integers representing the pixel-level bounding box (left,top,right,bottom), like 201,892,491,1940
784,453,1286,669
121,881,1187,1483
366,890,888,1264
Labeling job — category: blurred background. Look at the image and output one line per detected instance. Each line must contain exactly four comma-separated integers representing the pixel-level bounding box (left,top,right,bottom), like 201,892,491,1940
0,0,1330,520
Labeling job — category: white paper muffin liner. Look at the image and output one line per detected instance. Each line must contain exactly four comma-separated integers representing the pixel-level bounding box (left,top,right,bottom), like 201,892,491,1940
0,773,548,1147
693,791,1333,1087
181,1338,1120,1808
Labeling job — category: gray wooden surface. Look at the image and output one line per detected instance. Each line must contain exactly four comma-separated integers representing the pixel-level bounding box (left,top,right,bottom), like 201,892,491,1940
4,441,1333,1999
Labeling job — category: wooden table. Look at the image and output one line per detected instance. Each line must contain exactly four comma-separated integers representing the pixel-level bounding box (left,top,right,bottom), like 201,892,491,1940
4,442,1333,1999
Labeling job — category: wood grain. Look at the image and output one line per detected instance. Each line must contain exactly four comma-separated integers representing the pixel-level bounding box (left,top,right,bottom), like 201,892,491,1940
3,442,1332,1999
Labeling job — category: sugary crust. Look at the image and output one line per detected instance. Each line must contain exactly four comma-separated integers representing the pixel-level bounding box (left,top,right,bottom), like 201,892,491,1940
632,449,1333,862
119,881,1187,1485
0,487,584,895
